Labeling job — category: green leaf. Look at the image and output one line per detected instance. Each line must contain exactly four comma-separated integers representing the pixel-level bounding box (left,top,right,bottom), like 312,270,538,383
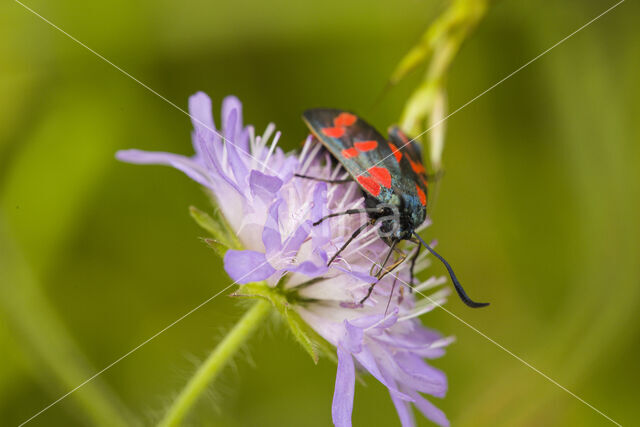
189,205,242,252
201,237,229,258
284,308,319,364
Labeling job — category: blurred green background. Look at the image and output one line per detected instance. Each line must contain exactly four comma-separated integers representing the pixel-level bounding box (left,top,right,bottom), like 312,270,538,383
1,0,639,426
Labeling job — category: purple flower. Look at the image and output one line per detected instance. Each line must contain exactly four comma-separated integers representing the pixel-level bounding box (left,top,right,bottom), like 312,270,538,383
117,92,453,427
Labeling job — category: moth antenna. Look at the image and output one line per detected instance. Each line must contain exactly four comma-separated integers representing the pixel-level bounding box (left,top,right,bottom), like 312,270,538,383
413,232,489,308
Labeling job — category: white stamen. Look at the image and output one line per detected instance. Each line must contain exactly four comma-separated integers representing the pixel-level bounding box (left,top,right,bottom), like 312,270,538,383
429,336,456,349
398,288,451,321
414,275,447,293
262,131,281,171
299,136,312,163
262,122,276,145
300,143,323,174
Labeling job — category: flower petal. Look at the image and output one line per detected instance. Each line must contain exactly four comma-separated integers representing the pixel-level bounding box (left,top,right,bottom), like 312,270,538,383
223,250,275,283
222,108,249,186
389,387,415,427
333,266,377,284
375,346,447,398
395,353,447,395
115,149,214,189
379,364,415,427
284,259,328,277
353,345,413,402
222,95,247,151
189,92,217,135
262,200,283,253
310,182,331,247
341,320,364,354
249,170,283,203
282,220,312,255
408,390,450,427
188,92,221,163
332,345,355,427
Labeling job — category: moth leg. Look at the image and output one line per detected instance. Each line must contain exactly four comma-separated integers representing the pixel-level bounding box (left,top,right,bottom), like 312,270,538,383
360,257,405,305
408,243,422,293
378,251,407,281
384,276,399,315
294,173,352,184
360,241,405,305
326,222,370,266
313,208,381,226
369,239,397,277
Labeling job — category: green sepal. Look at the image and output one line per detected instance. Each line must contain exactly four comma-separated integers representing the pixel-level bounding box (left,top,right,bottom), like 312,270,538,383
189,205,242,254
201,238,228,258
232,282,337,365
284,308,319,364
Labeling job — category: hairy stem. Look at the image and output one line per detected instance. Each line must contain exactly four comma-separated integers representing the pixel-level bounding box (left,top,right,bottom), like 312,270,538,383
159,299,271,427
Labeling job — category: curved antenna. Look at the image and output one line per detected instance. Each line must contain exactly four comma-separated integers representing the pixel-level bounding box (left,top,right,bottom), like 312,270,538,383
413,232,489,308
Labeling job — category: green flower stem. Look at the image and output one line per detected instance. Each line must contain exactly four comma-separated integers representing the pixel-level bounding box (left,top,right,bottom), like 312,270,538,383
159,299,272,427
395,0,489,168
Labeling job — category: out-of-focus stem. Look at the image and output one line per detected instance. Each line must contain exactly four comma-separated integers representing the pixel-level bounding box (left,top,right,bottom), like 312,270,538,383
158,299,271,427
397,0,489,170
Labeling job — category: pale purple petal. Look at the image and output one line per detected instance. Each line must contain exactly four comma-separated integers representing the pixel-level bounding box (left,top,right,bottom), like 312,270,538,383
221,95,246,151
374,346,446,398
282,221,312,255
332,345,355,427
249,170,283,203
197,133,244,194
115,150,214,189
333,267,377,284
224,250,275,283
188,92,218,162
408,390,450,427
284,260,328,277
278,154,299,183
353,346,413,402
311,182,331,248
189,92,216,135
395,353,447,396
262,200,283,253
222,109,249,185
389,387,415,427
341,321,364,354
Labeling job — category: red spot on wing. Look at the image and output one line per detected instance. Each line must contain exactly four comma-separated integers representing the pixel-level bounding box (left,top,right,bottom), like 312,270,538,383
322,127,345,138
357,175,381,196
334,112,357,127
388,142,402,162
341,147,359,158
416,184,427,206
368,166,391,188
354,140,378,152
409,158,426,174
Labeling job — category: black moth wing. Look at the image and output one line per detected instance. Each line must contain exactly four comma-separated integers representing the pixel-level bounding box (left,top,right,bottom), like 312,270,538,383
302,109,420,204
388,125,428,204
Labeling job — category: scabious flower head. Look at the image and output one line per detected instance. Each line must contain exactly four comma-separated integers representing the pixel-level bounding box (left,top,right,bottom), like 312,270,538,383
117,92,453,427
